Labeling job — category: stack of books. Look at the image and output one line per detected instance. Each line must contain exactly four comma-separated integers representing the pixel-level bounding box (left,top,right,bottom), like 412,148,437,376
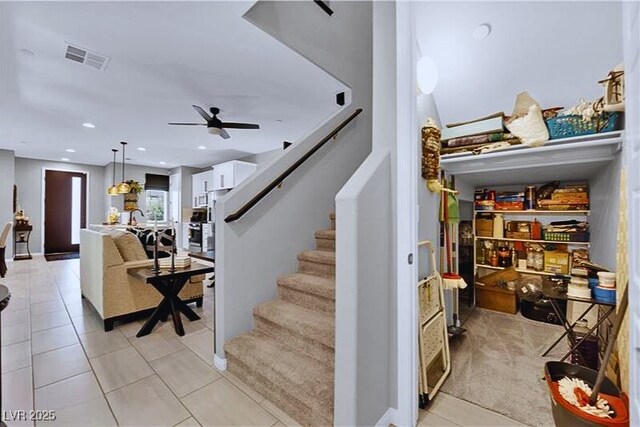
440,113,521,154
158,256,191,268
495,192,525,210
538,184,589,210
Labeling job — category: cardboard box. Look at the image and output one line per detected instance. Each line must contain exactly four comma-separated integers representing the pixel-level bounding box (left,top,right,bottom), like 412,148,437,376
475,267,520,314
475,219,493,237
544,250,570,274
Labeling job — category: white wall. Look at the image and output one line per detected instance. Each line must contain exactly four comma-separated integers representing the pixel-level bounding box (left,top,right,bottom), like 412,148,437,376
14,157,105,252
0,150,15,258
239,149,281,169
215,0,373,375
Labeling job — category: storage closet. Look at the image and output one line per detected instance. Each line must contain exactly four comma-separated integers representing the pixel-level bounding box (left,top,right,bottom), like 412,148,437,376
414,2,628,425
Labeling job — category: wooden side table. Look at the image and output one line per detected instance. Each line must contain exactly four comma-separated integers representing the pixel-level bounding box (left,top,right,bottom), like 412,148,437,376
13,224,32,261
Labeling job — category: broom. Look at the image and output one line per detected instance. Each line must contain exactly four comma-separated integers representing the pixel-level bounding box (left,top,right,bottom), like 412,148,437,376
442,187,467,290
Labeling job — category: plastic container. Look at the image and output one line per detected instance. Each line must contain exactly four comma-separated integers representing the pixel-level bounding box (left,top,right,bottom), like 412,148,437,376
493,214,504,238
597,272,616,288
545,112,621,140
545,361,629,427
588,278,599,289
593,286,616,303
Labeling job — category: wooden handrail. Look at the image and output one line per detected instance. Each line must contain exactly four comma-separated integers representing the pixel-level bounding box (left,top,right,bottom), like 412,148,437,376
224,108,363,223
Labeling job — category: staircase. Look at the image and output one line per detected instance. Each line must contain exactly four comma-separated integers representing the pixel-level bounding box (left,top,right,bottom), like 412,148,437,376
225,212,336,426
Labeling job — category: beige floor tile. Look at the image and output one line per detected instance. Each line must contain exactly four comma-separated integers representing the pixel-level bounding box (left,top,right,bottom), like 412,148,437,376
41,396,116,426
159,318,207,337
7,297,29,312
174,417,201,427
29,291,62,305
33,344,91,388
70,314,103,335
31,309,70,332
107,375,190,427
90,346,154,392
64,299,94,318
221,371,266,403
260,400,302,426
31,324,78,355
179,328,214,365
3,309,31,327
129,332,186,362
1,340,32,374
79,329,130,358
30,299,65,317
2,367,33,413
2,322,31,346
429,393,525,427
150,349,221,397
418,409,461,427
182,378,278,426
35,371,103,411
115,319,146,338
29,282,58,295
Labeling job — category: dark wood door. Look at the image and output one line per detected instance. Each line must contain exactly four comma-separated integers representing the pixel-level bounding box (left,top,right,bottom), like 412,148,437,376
44,170,87,254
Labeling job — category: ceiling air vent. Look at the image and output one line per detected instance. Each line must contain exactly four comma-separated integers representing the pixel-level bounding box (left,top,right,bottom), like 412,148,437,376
64,43,110,71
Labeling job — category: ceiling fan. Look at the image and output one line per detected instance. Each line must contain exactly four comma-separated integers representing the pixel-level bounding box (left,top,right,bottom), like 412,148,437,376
168,105,260,139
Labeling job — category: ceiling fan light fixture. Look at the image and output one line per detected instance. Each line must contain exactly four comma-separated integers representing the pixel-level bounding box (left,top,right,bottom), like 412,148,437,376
208,127,221,136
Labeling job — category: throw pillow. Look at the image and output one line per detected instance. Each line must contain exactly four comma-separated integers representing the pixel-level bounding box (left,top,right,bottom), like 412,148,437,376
112,231,148,262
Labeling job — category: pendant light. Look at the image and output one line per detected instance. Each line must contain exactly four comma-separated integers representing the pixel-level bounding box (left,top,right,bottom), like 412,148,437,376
107,148,119,195
116,141,131,194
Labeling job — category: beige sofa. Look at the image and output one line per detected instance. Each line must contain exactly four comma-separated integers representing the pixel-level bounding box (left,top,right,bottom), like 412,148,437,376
80,229,204,331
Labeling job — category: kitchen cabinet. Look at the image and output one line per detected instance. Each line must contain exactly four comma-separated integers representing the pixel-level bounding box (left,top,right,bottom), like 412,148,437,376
212,160,257,190
191,170,214,207
182,223,190,250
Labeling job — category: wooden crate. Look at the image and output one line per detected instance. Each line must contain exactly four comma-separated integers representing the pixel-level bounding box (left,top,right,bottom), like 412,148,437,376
475,284,518,314
475,219,493,237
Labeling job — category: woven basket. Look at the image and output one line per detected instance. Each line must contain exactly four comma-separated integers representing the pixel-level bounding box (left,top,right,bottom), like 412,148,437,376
545,112,621,140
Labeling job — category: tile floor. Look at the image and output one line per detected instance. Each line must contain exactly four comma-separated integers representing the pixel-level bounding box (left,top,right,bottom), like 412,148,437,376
1,256,522,426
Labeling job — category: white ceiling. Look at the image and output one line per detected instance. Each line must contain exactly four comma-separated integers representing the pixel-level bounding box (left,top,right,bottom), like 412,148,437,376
415,1,623,126
0,2,345,168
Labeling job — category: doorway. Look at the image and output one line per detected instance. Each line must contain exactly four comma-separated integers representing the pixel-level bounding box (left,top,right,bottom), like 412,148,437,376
44,170,87,258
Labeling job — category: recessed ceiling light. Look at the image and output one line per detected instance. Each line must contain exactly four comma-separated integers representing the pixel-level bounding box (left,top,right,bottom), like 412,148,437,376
65,148,76,153
61,157,70,162
82,122,95,128
473,23,492,40
137,147,146,152
19,48,35,57
275,119,283,122
198,145,206,150
20,141,27,144
159,161,166,165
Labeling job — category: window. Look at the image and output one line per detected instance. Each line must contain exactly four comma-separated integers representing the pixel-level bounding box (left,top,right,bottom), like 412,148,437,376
146,190,168,222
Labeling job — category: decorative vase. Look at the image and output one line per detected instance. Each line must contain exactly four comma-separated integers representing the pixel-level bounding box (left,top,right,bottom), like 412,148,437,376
124,192,138,211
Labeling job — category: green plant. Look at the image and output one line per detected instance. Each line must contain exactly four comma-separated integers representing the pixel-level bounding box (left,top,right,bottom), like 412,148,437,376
126,180,144,194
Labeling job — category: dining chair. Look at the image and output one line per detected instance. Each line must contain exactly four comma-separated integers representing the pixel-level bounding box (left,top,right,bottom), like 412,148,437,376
0,222,12,278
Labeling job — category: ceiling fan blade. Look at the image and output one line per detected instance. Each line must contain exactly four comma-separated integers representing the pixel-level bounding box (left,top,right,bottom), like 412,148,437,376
221,122,260,129
167,122,206,126
219,128,231,139
192,105,212,122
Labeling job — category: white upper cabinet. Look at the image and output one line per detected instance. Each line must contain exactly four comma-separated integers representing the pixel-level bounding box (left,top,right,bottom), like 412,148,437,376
212,160,257,190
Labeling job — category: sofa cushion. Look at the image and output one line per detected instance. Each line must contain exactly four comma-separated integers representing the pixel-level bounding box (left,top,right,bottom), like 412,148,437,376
127,227,174,259
112,231,148,262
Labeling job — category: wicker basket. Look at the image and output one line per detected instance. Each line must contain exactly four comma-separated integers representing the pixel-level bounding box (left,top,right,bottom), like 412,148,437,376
545,112,621,140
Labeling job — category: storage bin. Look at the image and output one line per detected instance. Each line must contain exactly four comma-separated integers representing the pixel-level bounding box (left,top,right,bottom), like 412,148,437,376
475,219,493,237
543,231,590,242
475,283,518,314
544,250,570,274
545,112,621,139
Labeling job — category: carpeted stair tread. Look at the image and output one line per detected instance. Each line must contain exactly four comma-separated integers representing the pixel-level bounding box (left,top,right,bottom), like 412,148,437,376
278,273,335,300
254,300,335,349
225,331,334,424
297,250,335,265
314,229,335,240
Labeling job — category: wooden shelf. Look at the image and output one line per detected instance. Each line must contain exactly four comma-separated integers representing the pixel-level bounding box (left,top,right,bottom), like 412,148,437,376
475,236,590,246
476,264,558,277
475,210,589,215
441,131,623,186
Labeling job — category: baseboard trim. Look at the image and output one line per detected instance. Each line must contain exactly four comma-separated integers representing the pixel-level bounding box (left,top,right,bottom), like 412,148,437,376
213,354,227,371
375,407,398,427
